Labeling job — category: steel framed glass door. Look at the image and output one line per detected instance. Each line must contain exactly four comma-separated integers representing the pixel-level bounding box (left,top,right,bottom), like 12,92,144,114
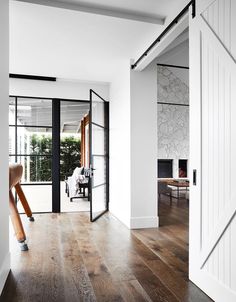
89,89,109,221
9,96,53,213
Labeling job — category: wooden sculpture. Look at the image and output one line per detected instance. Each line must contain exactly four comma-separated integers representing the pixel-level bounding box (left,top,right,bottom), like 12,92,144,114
9,163,34,251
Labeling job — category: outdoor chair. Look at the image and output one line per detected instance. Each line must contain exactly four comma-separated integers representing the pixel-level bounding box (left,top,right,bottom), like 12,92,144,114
65,167,90,201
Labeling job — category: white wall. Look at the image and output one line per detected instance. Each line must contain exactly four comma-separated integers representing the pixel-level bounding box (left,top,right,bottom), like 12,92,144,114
10,78,109,100
109,61,158,229
0,0,10,294
130,62,158,228
109,63,131,227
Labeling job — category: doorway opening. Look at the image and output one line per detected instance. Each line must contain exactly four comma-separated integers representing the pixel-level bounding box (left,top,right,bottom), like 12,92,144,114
156,30,190,278
59,100,90,213
157,59,189,223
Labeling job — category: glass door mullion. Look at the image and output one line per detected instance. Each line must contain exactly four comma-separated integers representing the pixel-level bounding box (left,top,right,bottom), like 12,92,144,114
90,89,109,222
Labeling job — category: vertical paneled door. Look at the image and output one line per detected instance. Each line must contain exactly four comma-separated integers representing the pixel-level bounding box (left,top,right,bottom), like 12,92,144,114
189,0,236,301
89,90,109,221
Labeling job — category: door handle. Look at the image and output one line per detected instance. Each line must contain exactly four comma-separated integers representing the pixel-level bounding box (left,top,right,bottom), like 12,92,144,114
193,169,197,185
89,165,96,177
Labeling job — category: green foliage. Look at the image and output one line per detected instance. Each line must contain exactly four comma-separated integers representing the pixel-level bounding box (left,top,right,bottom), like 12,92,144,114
28,134,81,182
60,136,81,180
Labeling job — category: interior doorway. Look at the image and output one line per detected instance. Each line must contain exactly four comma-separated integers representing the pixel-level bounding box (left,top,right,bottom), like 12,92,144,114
59,100,90,213
156,33,190,265
157,61,189,226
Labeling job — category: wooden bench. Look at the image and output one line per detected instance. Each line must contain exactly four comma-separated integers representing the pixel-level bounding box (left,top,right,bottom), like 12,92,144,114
9,163,34,251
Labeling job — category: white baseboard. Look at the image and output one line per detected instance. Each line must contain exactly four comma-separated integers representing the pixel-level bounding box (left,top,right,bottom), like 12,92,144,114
0,253,10,295
130,216,159,229
109,210,131,229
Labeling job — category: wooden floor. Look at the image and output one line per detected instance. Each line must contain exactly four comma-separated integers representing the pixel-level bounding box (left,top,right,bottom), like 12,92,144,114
1,194,212,302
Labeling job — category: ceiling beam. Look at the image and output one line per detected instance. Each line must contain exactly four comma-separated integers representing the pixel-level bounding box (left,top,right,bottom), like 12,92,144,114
14,0,165,25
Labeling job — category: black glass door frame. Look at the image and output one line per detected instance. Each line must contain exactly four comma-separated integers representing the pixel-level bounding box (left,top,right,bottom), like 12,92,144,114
89,89,109,222
9,95,90,214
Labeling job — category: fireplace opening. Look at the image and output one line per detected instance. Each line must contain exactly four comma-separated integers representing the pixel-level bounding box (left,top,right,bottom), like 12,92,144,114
158,159,173,178
179,159,188,178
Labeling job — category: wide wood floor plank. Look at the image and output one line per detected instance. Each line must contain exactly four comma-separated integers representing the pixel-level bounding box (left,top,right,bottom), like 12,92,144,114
1,197,212,302
69,214,124,302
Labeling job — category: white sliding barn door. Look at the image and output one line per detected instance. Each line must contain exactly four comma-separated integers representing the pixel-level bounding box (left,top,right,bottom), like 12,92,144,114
189,0,236,301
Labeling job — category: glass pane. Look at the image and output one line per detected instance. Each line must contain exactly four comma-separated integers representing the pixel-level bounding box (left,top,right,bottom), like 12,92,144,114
17,98,52,126
17,185,52,213
16,156,52,183
92,125,106,155
93,156,106,187
9,127,15,155
91,185,107,220
61,102,90,131
91,95,105,127
17,127,52,155
9,97,16,125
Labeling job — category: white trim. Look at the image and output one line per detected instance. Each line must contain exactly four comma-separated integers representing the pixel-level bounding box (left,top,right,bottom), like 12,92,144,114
109,210,131,229
130,216,159,229
0,253,10,295
190,270,236,302
15,0,165,25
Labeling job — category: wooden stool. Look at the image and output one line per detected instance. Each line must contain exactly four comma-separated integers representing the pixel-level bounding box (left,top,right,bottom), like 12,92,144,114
9,164,34,251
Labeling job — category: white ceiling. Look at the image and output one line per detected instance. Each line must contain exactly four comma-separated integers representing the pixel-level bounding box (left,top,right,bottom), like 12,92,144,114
14,0,189,23
10,0,189,82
